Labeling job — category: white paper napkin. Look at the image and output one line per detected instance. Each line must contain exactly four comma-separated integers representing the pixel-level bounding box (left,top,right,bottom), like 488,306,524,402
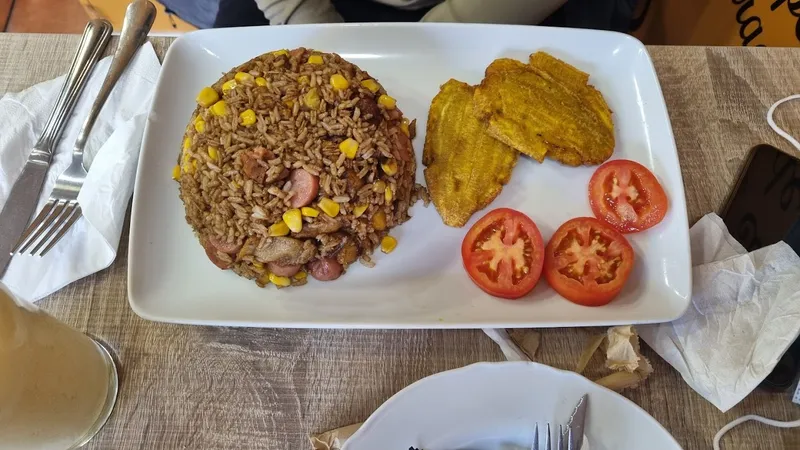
638,213,800,412
0,42,161,302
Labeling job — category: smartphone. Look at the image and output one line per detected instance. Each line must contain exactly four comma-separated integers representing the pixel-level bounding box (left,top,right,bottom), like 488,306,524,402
721,144,800,390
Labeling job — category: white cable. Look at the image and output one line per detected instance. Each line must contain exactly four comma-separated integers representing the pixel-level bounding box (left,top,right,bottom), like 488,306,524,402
713,415,800,449
767,94,800,152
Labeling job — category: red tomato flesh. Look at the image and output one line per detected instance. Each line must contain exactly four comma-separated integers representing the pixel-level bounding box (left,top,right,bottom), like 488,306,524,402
544,217,635,307
461,208,545,299
589,159,668,233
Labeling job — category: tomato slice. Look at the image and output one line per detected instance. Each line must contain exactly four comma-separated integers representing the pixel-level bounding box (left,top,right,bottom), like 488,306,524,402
588,159,668,233
461,208,544,300
544,217,634,306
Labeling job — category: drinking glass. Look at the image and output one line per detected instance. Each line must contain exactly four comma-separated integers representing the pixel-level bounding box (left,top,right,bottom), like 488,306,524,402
0,283,118,449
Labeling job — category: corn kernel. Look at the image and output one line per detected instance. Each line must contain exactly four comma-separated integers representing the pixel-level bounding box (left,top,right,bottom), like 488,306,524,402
272,49,289,57
293,271,307,281
194,119,206,133
239,109,256,126
381,235,397,254
373,180,386,193
298,75,309,85
381,159,398,176
378,94,396,109
385,186,393,203
318,198,340,217
400,118,410,136
307,54,323,64
196,87,219,107
222,79,237,93
284,99,295,109
301,207,319,217
330,74,349,90
353,204,368,218
283,208,303,233
338,138,359,159
183,137,191,150
304,88,320,109
234,72,254,83
255,77,268,87
182,154,194,174
253,262,263,269
171,164,181,180
210,100,227,116
269,273,292,287
207,146,219,161
360,79,380,93
269,221,290,236
256,272,271,287
372,210,387,231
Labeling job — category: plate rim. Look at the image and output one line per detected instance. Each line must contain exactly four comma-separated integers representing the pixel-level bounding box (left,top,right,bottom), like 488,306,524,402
343,361,682,450
128,23,692,328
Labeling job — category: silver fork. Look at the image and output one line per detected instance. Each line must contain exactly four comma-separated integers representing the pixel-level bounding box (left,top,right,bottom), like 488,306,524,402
12,0,156,256
532,423,570,450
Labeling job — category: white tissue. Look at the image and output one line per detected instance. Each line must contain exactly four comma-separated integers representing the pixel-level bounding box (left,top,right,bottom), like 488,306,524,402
0,42,161,301
639,213,800,412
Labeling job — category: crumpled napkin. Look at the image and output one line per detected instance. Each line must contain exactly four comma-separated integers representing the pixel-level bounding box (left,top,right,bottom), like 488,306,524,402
0,42,161,301
639,213,800,412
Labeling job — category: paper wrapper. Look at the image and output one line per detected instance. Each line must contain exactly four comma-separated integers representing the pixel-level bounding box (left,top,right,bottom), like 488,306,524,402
310,422,363,450
591,326,654,391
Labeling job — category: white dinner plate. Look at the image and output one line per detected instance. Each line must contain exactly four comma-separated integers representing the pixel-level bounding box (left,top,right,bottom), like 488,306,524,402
343,362,682,450
129,23,691,328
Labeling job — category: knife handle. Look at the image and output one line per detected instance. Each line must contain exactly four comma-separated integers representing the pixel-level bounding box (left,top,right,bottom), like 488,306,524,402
35,19,113,153
72,0,156,166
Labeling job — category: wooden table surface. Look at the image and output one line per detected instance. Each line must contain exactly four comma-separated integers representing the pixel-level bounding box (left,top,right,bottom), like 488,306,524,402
2,34,800,450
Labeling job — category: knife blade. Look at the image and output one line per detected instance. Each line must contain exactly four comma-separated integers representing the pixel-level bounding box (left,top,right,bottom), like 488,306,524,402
0,158,51,276
0,19,111,278
566,394,588,450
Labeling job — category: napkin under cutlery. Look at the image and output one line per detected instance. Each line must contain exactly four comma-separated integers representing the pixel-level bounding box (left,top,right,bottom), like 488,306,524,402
0,42,161,302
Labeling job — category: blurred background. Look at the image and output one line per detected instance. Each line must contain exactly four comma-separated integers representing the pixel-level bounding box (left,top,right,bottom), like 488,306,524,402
0,0,796,47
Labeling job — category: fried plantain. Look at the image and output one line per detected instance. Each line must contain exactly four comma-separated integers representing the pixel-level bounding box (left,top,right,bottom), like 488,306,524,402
484,58,529,77
473,52,614,166
423,79,518,227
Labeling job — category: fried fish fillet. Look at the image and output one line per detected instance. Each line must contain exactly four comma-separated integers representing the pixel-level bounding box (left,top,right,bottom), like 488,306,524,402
423,79,518,227
474,52,614,166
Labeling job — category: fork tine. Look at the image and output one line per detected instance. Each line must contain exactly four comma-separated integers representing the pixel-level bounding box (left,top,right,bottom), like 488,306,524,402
567,426,574,450
557,425,564,450
12,199,56,253
533,423,539,450
25,201,70,255
31,202,77,256
38,204,81,256
17,200,66,254
545,423,552,450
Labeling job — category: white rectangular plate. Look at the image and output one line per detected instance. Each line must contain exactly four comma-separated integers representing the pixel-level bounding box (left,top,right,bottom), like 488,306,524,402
130,23,691,328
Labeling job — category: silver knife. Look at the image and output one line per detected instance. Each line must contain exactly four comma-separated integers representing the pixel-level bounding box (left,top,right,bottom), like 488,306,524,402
0,19,112,277
566,394,588,450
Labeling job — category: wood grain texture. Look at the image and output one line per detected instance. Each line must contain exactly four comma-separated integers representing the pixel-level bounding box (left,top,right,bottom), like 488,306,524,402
1,35,799,450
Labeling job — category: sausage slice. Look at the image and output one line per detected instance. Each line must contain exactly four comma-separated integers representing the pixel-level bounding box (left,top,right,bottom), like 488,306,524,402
307,257,343,281
289,169,319,208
